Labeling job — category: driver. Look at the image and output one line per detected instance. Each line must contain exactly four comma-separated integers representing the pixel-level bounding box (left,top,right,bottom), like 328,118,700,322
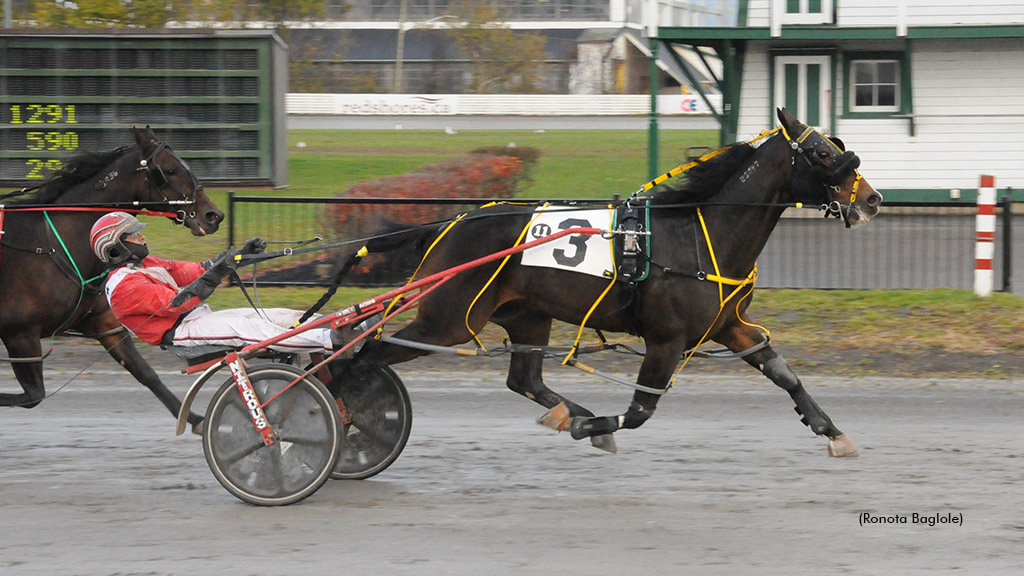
89,211,339,353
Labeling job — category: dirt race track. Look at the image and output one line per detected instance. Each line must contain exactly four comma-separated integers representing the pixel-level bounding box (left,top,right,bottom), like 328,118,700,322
1,342,1022,575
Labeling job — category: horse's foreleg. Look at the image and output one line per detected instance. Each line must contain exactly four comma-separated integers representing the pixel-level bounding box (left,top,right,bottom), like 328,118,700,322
563,344,679,453
716,321,858,458
92,324,204,433
0,334,46,408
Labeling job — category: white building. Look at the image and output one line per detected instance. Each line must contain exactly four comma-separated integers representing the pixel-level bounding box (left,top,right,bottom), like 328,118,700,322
286,0,734,95
658,0,1024,199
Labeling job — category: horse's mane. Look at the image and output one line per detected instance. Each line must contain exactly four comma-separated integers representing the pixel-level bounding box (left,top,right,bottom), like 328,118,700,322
649,142,758,206
9,144,135,205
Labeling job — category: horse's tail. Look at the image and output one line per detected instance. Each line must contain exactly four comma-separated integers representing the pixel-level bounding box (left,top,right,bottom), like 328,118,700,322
361,217,439,255
297,218,441,324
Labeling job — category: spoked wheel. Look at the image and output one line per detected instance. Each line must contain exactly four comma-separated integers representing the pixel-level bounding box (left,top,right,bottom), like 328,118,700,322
332,366,412,480
203,364,341,506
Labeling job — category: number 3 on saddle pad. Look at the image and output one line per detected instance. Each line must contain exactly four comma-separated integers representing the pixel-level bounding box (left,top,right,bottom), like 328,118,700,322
520,206,615,279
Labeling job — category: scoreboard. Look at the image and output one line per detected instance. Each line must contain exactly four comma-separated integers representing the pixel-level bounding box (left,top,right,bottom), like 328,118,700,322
0,29,287,187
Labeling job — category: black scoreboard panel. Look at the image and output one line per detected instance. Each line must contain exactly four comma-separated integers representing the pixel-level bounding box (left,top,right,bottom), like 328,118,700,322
0,30,287,187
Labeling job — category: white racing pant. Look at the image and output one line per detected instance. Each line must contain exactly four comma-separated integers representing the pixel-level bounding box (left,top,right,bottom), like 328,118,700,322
170,305,332,353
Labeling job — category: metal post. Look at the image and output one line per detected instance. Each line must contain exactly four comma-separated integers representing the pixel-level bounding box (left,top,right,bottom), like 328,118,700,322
647,38,659,180
227,190,236,252
394,0,408,93
1001,190,1012,292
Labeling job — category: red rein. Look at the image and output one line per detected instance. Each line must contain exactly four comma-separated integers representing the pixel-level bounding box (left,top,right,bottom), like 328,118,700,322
0,207,178,273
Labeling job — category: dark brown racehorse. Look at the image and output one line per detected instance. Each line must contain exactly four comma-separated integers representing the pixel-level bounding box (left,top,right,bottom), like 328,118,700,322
0,127,223,431
338,108,882,457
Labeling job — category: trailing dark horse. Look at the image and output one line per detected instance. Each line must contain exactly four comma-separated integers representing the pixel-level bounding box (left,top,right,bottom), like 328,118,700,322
0,127,223,430
337,108,882,457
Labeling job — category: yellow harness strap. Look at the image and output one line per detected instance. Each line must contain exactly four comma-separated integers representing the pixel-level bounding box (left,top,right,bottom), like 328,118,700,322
561,204,618,365
463,203,550,350
664,208,767,390
639,128,781,194
374,213,467,338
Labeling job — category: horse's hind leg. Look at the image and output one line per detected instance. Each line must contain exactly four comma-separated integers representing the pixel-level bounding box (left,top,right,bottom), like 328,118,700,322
491,307,596,419
716,320,858,458
0,334,46,408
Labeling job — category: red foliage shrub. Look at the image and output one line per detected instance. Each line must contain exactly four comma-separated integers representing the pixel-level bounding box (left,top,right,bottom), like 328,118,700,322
325,153,526,241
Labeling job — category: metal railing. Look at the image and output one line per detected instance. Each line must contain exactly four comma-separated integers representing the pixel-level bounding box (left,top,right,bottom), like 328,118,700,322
226,193,1021,295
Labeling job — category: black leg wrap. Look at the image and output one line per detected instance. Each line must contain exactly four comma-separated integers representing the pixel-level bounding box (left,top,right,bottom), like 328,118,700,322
570,415,620,440
620,400,656,430
761,355,838,437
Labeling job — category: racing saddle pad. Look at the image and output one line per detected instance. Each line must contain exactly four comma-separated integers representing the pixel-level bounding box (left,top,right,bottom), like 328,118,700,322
520,203,649,282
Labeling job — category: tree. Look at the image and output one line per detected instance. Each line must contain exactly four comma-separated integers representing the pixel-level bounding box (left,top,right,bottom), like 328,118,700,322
445,0,548,94
27,0,178,28
26,0,328,29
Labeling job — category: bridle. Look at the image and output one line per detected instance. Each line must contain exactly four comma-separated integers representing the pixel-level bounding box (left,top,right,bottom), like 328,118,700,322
781,124,864,228
138,140,201,225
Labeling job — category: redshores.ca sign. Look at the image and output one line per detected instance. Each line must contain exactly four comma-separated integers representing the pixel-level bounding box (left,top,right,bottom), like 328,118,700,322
287,93,721,116
337,95,457,115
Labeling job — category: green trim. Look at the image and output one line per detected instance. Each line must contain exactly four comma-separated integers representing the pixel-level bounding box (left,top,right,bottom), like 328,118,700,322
658,24,1024,42
903,43,915,135
907,25,1024,39
829,52,838,134
737,0,749,27
721,40,744,144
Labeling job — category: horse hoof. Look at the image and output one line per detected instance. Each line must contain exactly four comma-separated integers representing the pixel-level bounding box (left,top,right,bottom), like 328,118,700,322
590,434,617,454
828,434,859,458
536,402,571,431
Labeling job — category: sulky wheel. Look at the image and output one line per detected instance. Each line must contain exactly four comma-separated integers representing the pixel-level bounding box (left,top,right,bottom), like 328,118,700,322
332,366,412,480
203,364,341,506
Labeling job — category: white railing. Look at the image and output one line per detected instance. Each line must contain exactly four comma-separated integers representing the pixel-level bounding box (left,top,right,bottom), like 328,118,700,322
286,93,722,116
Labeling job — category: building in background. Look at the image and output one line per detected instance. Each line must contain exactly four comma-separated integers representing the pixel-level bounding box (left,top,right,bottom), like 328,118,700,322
285,0,736,94
657,0,1024,197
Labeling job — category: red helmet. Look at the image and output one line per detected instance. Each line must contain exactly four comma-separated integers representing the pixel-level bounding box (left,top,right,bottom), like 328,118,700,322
90,211,146,265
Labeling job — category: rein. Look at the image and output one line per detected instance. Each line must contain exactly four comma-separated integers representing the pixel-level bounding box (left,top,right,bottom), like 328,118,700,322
140,140,201,225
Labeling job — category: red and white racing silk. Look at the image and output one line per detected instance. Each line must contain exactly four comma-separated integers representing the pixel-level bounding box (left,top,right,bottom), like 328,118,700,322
106,255,333,352
104,256,206,345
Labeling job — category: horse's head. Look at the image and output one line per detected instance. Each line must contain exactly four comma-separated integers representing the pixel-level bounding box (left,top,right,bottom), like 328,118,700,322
133,126,224,236
776,108,882,226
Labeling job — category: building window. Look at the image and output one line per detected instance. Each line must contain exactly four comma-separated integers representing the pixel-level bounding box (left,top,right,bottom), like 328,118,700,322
780,0,833,25
850,60,900,112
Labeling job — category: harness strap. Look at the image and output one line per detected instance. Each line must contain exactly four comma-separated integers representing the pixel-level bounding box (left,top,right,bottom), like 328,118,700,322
660,208,769,390
465,205,550,351
1,348,53,364
42,211,109,339
636,128,781,195
563,204,618,364
3,205,178,218
375,213,468,340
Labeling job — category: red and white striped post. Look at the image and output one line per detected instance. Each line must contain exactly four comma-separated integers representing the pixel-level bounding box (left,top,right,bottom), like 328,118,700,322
974,175,997,297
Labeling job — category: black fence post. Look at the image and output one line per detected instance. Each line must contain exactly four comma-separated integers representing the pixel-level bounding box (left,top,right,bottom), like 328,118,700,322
227,190,236,252
1002,189,1012,292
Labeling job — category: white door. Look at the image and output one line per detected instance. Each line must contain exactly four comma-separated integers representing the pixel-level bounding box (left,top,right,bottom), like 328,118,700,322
773,55,832,134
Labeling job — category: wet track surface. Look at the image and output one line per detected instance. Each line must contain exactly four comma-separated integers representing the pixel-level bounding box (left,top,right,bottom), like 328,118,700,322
1,344,1022,575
